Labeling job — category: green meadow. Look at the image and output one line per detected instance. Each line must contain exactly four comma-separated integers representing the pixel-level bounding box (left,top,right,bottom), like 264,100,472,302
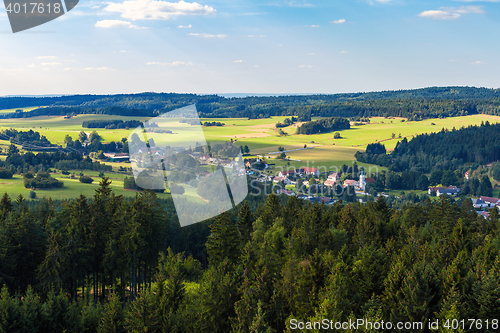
2,112,500,198
0,106,41,115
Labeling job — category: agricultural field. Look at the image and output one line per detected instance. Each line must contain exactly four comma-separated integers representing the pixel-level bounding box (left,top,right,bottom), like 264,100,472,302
2,113,500,199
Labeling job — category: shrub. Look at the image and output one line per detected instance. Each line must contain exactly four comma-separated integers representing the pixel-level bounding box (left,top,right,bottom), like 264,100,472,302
169,183,185,195
24,172,63,189
79,176,94,184
0,168,13,179
29,191,36,199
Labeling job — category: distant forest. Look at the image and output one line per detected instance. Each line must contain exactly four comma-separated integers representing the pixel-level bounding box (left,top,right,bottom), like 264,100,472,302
296,117,350,135
82,119,143,129
2,86,500,120
356,122,500,173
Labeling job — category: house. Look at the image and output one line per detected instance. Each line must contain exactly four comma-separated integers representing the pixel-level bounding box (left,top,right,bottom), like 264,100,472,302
464,170,470,180
323,179,337,187
273,176,288,183
104,153,130,162
278,170,296,177
472,198,489,209
303,179,320,186
343,179,358,188
436,186,460,196
318,196,333,204
245,161,252,168
276,189,295,196
428,187,443,194
327,172,339,182
478,211,490,219
428,186,460,196
303,167,320,176
295,168,305,176
479,196,500,208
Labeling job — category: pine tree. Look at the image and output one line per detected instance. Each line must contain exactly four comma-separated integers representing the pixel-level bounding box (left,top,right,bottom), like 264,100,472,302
237,201,254,244
124,291,159,333
98,292,125,333
206,212,241,266
249,300,273,333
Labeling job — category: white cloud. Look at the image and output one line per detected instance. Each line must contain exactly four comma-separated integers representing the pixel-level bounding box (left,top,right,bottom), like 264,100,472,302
299,65,313,68
310,25,320,28
340,50,349,54
120,50,127,53
41,62,62,66
104,0,216,20
95,19,145,28
147,61,193,66
178,24,192,28
454,0,499,2
472,60,486,65
254,65,260,68
37,56,59,59
187,32,226,38
83,67,114,71
418,6,484,20
244,34,266,37
27,64,37,68
308,53,315,56
233,60,243,63
331,19,346,24
64,68,72,71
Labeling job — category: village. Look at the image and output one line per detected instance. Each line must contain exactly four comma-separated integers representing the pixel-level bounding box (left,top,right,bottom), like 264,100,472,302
103,148,499,219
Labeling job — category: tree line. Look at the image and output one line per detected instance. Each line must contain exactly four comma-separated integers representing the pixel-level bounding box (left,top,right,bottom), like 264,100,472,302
3,87,500,121
357,122,500,173
295,117,350,135
82,119,143,129
1,182,500,331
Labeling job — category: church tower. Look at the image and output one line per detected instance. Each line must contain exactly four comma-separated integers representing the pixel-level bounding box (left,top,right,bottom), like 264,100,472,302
359,170,366,192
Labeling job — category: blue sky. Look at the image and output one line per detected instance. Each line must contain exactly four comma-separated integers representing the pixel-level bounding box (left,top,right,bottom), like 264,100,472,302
0,0,499,95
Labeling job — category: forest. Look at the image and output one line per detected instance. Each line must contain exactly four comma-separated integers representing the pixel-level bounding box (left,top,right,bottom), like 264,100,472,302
356,122,500,173
0,178,499,332
295,117,350,135
82,120,143,129
3,86,500,120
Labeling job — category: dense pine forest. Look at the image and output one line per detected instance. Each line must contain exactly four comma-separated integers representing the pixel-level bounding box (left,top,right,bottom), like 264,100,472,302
0,177,499,332
295,117,350,135
3,86,500,120
356,122,500,173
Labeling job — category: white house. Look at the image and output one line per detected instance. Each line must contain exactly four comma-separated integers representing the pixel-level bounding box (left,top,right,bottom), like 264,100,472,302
303,167,320,176
472,198,489,209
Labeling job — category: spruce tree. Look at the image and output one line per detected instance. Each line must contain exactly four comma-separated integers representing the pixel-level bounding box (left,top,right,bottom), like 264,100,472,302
206,212,240,266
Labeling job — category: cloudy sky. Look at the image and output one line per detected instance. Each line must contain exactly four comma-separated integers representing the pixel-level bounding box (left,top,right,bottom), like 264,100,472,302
0,0,499,95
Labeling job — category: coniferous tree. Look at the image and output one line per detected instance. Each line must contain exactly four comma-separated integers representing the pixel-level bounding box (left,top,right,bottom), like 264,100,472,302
206,212,241,266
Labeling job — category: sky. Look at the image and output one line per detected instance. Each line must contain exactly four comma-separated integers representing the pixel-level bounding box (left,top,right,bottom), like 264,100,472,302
0,0,499,95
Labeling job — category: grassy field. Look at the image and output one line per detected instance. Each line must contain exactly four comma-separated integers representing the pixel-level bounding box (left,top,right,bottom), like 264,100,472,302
0,106,41,115
2,113,500,199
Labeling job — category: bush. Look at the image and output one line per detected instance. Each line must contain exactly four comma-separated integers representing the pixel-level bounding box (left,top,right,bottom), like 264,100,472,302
0,168,13,179
61,170,70,175
24,172,63,189
169,183,185,195
29,190,36,199
79,176,94,184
